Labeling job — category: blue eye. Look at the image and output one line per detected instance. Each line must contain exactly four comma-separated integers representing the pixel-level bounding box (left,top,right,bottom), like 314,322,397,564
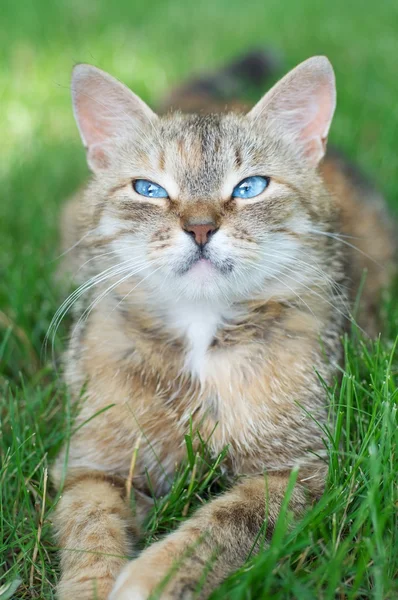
232,176,270,199
133,179,168,198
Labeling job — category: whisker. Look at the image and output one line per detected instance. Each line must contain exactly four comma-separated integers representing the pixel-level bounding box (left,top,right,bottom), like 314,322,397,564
52,228,96,262
75,250,124,274
73,261,157,332
237,261,319,321
44,258,150,357
250,243,349,305
109,264,165,316
247,256,364,334
309,228,383,268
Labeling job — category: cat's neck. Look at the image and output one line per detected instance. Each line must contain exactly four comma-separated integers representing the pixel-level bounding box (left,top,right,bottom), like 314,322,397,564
163,299,239,378
99,273,327,385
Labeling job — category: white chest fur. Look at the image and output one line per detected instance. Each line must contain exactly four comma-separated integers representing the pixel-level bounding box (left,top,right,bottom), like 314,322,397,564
164,300,281,458
166,301,235,381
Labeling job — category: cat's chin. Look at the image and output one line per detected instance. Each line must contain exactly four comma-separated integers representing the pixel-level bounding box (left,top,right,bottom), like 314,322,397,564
188,257,214,275
174,259,230,302
182,258,220,296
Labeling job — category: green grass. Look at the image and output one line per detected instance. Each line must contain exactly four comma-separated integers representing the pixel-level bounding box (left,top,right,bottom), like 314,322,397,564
1,0,397,598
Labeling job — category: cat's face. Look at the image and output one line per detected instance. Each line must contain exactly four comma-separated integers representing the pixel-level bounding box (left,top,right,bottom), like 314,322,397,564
73,57,336,307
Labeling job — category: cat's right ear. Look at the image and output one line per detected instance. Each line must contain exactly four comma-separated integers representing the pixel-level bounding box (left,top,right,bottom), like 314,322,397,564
72,64,157,172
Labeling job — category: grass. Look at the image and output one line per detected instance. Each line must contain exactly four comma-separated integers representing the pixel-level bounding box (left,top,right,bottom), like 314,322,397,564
0,0,397,598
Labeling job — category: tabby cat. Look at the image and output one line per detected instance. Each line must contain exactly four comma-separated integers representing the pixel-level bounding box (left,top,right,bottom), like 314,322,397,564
51,52,395,599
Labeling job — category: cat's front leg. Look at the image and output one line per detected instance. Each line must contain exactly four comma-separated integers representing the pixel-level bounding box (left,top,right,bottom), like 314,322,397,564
54,472,136,600
110,471,322,600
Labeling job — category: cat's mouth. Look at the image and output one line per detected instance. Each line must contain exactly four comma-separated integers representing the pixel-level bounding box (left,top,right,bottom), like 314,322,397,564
177,248,234,277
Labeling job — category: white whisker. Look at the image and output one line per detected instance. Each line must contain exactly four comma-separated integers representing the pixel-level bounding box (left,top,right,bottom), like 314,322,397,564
52,228,96,262
309,228,382,268
72,262,156,333
44,258,151,357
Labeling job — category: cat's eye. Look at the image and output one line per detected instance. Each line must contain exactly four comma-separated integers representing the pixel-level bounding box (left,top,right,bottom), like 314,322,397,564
133,179,169,199
232,176,270,199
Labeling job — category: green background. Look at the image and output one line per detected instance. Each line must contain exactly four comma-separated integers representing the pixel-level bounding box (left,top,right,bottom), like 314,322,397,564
1,1,397,598
2,0,398,364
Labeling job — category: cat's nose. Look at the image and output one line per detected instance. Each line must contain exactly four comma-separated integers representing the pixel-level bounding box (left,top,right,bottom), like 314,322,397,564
183,222,218,246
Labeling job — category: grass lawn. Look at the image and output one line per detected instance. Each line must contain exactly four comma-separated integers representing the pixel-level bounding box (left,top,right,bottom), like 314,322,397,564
1,0,397,598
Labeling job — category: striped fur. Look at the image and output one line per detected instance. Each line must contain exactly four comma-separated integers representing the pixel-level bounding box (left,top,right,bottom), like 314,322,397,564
52,54,395,599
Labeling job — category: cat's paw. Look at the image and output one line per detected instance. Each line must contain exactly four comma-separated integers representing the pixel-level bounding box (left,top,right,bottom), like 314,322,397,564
109,560,199,600
109,530,199,600
108,559,153,600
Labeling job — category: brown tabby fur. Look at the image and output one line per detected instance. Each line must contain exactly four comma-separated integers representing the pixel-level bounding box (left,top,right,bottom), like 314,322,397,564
52,54,396,600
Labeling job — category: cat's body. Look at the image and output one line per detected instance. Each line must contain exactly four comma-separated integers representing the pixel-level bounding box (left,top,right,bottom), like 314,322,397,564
52,53,395,600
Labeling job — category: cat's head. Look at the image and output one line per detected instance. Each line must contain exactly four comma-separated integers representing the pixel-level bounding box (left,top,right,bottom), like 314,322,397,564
72,57,336,307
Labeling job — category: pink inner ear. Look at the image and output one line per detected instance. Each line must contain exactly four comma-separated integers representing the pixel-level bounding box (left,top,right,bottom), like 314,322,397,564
74,79,128,149
302,88,333,142
298,87,334,162
248,57,336,166
75,96,110,148
71,65,158,168
270,78,335,165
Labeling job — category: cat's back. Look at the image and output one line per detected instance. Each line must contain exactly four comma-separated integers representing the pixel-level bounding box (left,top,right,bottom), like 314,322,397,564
320,149,396,332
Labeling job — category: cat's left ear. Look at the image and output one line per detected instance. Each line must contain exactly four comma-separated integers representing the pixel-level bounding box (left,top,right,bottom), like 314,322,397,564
72,64,158,172
248,56,336,166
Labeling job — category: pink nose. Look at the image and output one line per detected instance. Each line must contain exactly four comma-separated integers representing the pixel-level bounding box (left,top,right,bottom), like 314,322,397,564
183,222,217,246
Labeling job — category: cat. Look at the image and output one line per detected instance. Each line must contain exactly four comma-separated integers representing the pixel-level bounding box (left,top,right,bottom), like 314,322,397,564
51,52,396,600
